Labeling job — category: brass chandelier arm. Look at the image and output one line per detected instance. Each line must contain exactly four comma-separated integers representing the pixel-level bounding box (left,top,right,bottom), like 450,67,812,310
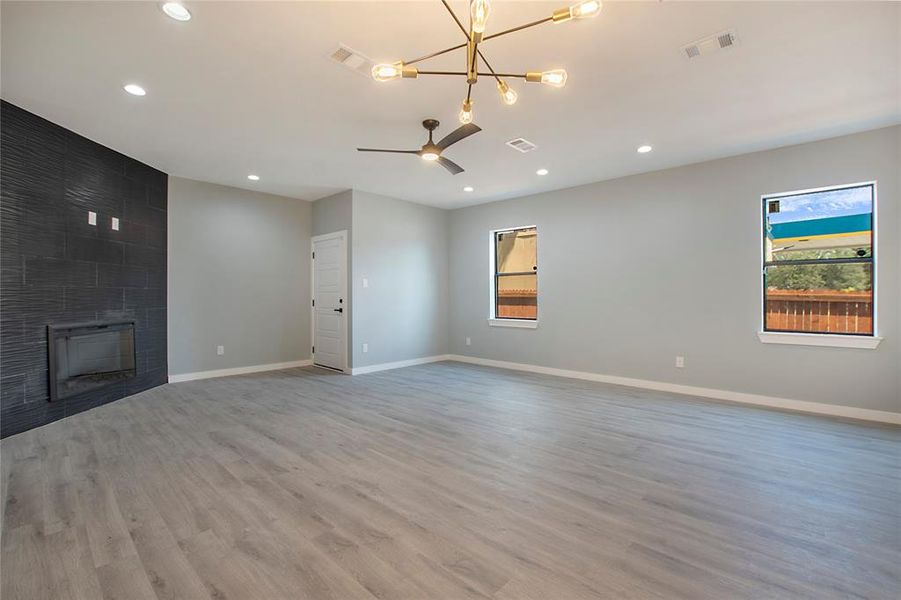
439,0,554,45
404,1,560,78
483,16,554,42
475,50,502,84
404,1,470,66
437,0,529,86
478,72,527,79
415,71,532,79
414,71,530,79
405,43,468,66
441,0,469,38
406,3,556,68
403,42,504,73
467,40,479,83
437,0,482,86
401,1,560,91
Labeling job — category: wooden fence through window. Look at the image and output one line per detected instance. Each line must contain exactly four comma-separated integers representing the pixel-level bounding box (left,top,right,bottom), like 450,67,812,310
765,289,873,334
497,289,537,320
497,289,873,334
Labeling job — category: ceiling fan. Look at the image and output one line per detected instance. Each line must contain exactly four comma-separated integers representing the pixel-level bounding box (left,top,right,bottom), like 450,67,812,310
357,119,481,175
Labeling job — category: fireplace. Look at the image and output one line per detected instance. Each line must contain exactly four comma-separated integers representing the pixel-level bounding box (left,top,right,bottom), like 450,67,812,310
48,320,136,402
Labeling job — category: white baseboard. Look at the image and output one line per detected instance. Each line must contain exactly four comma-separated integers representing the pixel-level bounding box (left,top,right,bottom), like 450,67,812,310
350,354,451,376
445,354,901,425
168,359,312,383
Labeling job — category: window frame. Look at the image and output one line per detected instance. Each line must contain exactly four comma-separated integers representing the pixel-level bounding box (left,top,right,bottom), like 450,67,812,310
758,181,881,348
489,225,538,328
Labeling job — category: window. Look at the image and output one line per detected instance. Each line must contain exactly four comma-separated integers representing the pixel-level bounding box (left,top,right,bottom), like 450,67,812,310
492,227,537,321
762,183,875,337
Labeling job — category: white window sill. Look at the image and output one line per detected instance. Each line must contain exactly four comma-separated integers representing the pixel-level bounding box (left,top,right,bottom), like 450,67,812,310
758,331,882,349
488,318,538,329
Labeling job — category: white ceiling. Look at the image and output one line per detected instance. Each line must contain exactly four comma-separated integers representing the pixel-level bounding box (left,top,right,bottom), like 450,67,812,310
2,1,898,209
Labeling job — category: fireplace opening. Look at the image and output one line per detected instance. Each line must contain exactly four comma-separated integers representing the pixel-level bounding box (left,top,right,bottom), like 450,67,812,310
48,320,136,401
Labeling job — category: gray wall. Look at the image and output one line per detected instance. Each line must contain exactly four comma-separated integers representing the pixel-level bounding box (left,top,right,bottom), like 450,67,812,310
168,177,311,376
312,189,353,366
352,191,449,369
448,126,900,413
312,189,352,237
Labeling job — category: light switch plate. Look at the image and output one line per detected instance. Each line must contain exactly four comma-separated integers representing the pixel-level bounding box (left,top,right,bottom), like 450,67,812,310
362,343,368,353
362,278,369,288
217,345,225,356
111,217,120,231
88,211,97,226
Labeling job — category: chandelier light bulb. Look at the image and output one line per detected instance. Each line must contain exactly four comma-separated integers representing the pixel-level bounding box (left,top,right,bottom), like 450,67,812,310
497,80,518,106
570,0,601,19
527,69,568,87
470,0,491,34
459,99,474,124
541,69,568,87
371,63,402,82
553,0,602,22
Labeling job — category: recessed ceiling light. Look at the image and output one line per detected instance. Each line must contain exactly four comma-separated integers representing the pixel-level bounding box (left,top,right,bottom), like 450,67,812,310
247,174,260,181
536,168,549,176
637,145,653,153
162,2,191,21
123,84,146,96
463,186,474,192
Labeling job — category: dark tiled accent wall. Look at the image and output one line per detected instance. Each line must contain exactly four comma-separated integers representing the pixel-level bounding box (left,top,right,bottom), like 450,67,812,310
1,101,168,438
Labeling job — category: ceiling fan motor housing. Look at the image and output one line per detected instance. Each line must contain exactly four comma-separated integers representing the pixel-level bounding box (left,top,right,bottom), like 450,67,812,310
357,119,479,175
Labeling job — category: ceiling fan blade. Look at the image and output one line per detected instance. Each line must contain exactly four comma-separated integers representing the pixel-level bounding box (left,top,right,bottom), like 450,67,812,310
357,148,420,154
437,156,464,175
435,123,481,150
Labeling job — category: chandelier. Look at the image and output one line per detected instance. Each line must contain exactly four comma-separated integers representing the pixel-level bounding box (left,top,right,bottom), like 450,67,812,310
370,0,602,124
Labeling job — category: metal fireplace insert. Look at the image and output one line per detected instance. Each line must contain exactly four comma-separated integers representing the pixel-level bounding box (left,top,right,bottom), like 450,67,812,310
48,320,136,401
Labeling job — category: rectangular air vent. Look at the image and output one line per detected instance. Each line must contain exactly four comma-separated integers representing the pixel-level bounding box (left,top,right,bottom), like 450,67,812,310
328,44,374,78
682,30,738,59
717,32,736,49
506,138,537,153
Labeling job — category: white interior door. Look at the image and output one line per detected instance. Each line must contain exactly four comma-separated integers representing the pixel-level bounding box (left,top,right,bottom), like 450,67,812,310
312,232,347,372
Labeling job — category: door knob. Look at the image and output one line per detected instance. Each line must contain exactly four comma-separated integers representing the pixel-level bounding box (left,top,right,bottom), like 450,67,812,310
333,308,343,313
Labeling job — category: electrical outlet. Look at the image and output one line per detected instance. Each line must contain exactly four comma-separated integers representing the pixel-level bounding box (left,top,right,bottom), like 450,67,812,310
362,343,368,353
217,345,225,356
675,356,685,368
465,337,471,346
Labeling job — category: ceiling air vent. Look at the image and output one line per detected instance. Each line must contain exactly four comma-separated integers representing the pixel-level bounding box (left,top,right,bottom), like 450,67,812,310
506,138,538,153
329,43,374,78
682,30,738,59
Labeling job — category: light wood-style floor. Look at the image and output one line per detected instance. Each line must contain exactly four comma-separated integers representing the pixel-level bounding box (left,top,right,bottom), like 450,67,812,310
2,361,899,600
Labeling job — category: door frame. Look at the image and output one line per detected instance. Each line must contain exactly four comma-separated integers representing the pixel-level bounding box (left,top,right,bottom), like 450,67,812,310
311,230,348,373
